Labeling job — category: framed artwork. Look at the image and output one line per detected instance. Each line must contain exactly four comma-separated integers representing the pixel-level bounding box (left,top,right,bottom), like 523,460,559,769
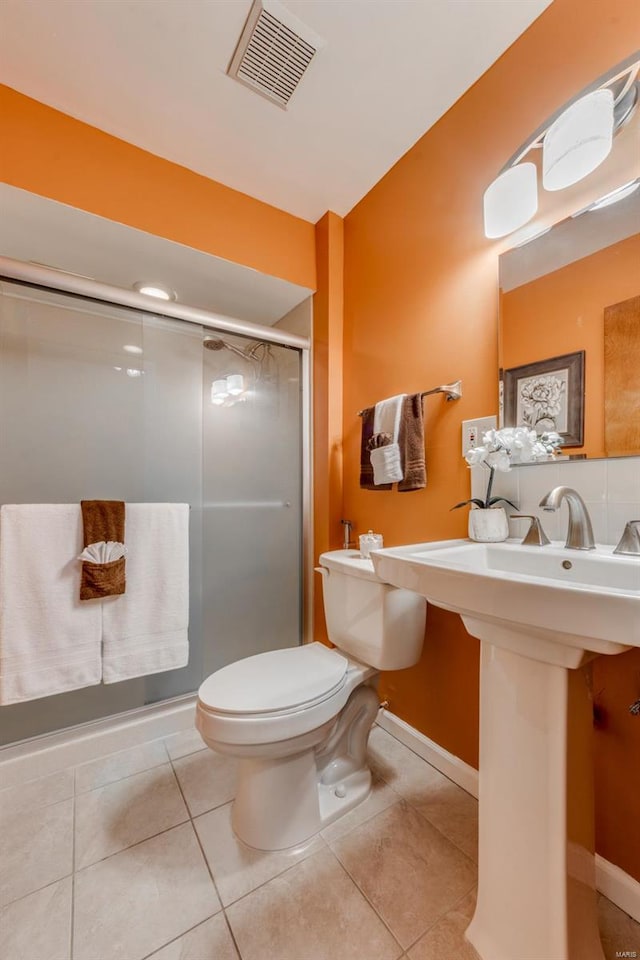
503,351,585,447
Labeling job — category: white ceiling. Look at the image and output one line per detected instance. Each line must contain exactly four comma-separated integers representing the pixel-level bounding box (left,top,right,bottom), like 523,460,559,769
0,0,552,222
0,185,312,324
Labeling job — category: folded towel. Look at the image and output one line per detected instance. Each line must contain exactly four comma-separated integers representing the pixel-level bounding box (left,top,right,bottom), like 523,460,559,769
78,541,127,564
370,394,405,485
370,443,404,484
373,393,405,441
102,503,189,683
0,504,102,704
80,500,126,600
398,393,426,492
359,406,391,490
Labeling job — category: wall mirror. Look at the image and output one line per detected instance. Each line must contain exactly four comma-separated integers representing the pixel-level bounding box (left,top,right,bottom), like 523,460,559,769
498,58,640,461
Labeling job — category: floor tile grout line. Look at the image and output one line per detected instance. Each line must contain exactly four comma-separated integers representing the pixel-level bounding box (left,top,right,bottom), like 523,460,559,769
409,799,478,866
166,756,245,959
322,844,405,954
0,870,74,913
167,755,231,920
138,910,227,960
399,882,479,955
73,816,192,875
221,909,243,960
327,803,475,954
74,744,172,795
70,766,77,960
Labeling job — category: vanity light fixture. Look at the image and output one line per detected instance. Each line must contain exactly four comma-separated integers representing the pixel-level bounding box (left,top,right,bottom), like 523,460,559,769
211,379,229,405
483,56,639,239
123,344,143,354
542,89,614,191
226,374,244,396
587,177,640,211
211,374,246,405
133,281,176,301
483,163,538,239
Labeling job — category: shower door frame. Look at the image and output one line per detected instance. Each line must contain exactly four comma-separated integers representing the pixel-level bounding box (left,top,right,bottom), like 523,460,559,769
0,254,314,656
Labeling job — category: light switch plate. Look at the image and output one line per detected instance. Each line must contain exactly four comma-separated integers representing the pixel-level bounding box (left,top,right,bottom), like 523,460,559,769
462,416,497,456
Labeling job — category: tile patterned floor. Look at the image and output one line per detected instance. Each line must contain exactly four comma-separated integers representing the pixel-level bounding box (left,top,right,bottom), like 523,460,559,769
0,723,638,960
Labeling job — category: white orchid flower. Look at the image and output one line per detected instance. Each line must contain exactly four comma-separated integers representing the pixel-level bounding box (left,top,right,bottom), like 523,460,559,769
465,445,488,466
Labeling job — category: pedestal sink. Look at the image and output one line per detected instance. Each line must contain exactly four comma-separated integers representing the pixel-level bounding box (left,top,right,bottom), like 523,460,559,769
371,539,640,960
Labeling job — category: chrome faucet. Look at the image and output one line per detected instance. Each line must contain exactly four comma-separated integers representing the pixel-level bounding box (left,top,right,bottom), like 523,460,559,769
539,486,596,550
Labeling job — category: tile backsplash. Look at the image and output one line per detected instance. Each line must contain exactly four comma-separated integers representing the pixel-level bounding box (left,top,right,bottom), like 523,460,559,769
471,457,640,545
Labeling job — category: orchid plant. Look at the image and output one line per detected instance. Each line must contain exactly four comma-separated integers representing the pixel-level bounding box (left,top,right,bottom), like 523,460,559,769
452,427,563,511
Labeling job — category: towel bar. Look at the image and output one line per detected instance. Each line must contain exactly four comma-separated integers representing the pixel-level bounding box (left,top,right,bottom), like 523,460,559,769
357,380,462,415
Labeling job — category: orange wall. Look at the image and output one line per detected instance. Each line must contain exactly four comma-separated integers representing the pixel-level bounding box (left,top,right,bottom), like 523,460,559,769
342,0,640,879
313,212,345,641
502,234,640,458
0,84,316,290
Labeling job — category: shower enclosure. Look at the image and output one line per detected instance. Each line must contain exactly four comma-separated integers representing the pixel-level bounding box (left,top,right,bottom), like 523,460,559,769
0,267,309,747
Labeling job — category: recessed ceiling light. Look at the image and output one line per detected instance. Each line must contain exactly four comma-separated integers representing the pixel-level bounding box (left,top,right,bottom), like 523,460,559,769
133,282,176,301
123,344,143,354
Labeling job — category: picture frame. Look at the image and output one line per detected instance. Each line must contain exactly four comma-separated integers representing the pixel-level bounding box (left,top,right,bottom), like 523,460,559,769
503,351,585,447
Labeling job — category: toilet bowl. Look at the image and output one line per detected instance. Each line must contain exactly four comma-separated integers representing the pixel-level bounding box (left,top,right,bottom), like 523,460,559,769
196,549,426,851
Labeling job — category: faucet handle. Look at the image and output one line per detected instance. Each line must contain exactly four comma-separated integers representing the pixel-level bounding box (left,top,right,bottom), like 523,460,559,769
613,520,640,556
511,514,551,547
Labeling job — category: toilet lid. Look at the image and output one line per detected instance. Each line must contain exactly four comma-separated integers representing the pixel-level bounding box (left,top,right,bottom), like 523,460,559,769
198,642,348,716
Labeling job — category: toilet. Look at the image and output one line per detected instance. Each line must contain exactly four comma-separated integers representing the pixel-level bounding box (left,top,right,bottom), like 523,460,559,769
196,549,426,851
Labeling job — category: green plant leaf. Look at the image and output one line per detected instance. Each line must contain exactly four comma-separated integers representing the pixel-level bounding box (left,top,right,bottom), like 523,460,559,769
450,498,486,510
488,497,518,509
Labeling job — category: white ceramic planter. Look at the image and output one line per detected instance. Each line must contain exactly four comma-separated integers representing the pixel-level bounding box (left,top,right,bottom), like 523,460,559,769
468,507,509,542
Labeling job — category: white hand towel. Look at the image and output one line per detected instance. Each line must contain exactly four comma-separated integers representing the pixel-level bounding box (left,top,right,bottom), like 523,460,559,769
370,444,403,484
371,394,405,484
0,504,102,705
102,503,189,683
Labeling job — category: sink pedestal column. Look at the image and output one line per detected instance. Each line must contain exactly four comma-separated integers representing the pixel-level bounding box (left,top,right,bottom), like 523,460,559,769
464,629,604,960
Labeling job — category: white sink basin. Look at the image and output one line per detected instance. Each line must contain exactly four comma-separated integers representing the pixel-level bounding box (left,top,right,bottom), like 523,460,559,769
372,539,639,665
371,537,640,960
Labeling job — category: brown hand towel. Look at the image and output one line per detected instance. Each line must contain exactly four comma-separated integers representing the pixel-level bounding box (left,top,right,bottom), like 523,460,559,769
359,406,392,491
398,394,427,492
80,500,126,601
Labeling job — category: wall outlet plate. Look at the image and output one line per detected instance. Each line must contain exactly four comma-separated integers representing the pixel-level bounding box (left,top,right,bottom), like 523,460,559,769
462,416,497,456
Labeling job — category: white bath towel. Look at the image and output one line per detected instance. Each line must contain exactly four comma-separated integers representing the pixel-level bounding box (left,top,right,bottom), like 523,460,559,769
0,504,102,705
102,503,189,683
371,394,405,484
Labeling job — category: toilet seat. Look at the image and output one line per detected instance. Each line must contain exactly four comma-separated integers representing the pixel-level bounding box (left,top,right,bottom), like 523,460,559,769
197,643,371,747
198,642,348,717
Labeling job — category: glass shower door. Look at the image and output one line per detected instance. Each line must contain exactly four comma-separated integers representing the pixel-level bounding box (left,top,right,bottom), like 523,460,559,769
201,332,302,675
0,280,303,747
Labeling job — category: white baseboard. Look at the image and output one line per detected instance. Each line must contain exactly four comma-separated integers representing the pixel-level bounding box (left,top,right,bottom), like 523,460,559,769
378,708,640,923
377,707,479,798
595,854,640,924
0,694,197,789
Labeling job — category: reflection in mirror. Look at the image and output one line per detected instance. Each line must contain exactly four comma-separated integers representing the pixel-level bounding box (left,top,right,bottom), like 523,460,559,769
498,103,639,460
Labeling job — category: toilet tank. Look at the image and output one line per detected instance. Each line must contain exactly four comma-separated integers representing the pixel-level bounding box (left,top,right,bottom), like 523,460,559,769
318,550,426,671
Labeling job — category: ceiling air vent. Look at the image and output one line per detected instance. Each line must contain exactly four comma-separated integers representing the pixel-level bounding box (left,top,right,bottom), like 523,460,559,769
228,0,322,109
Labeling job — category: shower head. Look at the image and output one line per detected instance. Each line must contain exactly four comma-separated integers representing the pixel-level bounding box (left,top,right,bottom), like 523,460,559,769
203,337,226,351
203,335,266,364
